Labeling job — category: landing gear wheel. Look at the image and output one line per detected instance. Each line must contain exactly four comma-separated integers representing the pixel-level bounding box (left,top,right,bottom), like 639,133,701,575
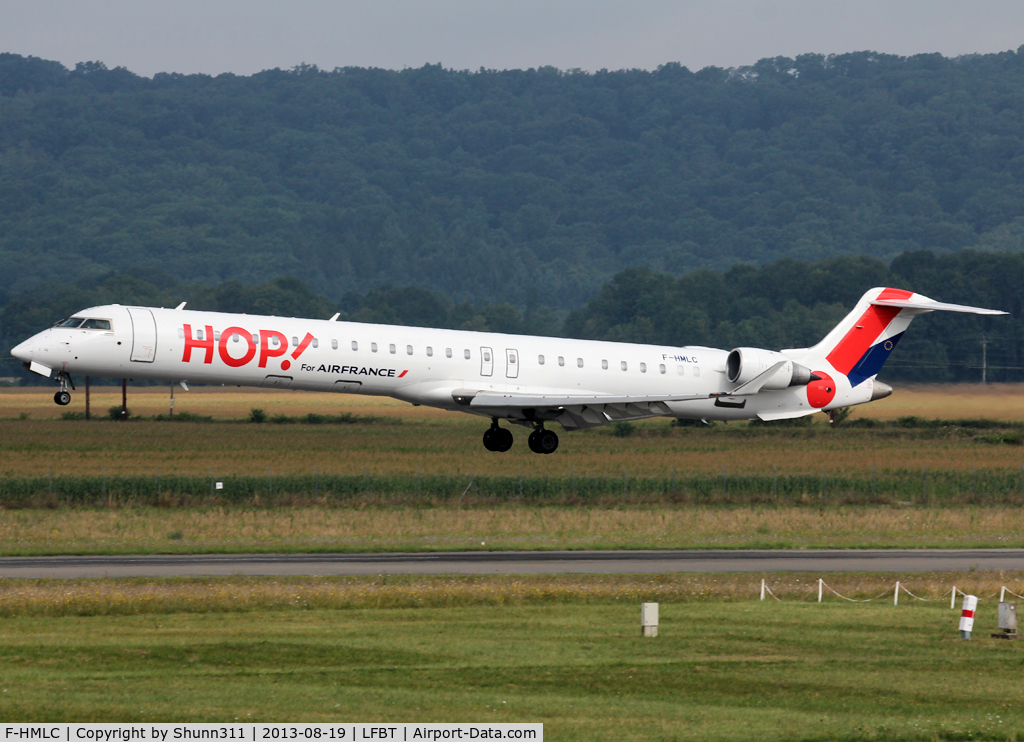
483,424,514,452
54,390,71,406
494,427,513,452
528,429,558,454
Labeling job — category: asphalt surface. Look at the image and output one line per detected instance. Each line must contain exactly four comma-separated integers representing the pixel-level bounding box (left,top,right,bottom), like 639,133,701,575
0,549,1021,578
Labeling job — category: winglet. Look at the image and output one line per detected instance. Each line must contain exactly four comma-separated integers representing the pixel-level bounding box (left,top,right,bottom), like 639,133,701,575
174,302,187,311
329,313,340,322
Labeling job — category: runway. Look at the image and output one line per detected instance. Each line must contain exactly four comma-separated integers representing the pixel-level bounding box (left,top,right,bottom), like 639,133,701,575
0,549,1021,578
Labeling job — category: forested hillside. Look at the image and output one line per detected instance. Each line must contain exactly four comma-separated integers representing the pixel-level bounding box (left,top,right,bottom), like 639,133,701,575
3,49,1024,306
2,251,1020,384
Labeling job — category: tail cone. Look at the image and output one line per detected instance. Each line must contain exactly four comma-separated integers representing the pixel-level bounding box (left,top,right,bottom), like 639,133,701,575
870,381,893,401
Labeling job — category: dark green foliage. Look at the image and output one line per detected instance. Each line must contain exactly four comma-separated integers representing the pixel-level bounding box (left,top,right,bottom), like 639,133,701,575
107,405,128,421
4,51,1024,308
612,422,635,437
249,408,266,423
2,467,1023,508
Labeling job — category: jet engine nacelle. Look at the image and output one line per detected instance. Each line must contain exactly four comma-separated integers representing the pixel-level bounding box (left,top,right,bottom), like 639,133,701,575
726,347,815,390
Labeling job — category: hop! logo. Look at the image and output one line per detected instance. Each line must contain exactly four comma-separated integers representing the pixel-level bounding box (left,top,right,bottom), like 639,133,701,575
181,324,314,371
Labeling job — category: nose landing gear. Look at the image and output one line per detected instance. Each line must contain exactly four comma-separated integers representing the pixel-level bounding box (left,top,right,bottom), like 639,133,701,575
482,419,514,452
527,427,559,455
52,372,74,406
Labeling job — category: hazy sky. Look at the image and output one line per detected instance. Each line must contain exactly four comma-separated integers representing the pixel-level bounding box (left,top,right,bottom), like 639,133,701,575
3,0,1023,77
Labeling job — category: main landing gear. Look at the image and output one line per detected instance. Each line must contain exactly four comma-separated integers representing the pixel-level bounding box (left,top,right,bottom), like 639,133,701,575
482,420,514,452
53,372,74,406
481,420,559,454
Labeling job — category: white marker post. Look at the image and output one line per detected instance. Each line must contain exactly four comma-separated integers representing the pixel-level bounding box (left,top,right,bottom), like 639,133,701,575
641,603,659,638
959,595,978,639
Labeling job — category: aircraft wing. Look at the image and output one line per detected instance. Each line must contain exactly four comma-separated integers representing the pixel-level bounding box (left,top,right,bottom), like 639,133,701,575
464,390,708,430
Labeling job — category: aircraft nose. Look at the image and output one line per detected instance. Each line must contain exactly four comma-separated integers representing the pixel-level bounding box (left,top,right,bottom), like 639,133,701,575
10,338,33,363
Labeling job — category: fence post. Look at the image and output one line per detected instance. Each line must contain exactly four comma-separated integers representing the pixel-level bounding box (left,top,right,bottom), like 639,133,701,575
760,579,766,601
894,581,900,606
1001,586,1007,602
951,586,957,609
818,578,823,603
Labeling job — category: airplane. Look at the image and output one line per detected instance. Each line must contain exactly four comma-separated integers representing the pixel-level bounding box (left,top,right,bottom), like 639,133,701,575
8,287,1006,454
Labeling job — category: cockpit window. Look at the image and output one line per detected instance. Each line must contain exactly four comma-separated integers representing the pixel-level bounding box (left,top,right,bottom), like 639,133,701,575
54,317,84,328
80,319,112,330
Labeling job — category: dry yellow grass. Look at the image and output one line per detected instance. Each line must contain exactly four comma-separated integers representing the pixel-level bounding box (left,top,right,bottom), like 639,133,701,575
0,571,1019,616
1,505,1022,553
2,387,1024,478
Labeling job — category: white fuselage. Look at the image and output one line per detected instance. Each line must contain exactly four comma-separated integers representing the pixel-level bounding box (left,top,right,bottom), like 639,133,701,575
11,303,843,426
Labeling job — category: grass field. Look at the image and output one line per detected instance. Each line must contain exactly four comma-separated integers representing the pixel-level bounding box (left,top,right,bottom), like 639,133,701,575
0,574,1021,740
2,385,1024,554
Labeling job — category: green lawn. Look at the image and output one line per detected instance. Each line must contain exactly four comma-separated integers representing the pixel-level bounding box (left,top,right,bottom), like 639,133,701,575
0,600,1021,740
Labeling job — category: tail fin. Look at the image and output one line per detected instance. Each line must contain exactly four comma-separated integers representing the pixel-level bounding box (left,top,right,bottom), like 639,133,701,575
786,287,1006,386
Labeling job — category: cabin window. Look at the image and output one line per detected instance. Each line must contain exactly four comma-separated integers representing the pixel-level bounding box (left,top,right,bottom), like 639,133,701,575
292,336,299,347
252,333,259,344
538,355,545,365
177,328,184,339
331,339,338,350
577,358,584,368
196,329,204,341
620,361,627,371
426,346,433,357
389,344,396,354
558,356,565,367
602,359,608,370
677,365,684,375
407,345,413,355
351,341,358,351
694,367,701,377
640,363,647,373
80,319,111,330
483,350,491,362
371,342,378,353
312,338,319,349
214,331,221,342
231,333,239,343
270,336,280,348
659,364,666,374
464,349,471,359
446,348,452,358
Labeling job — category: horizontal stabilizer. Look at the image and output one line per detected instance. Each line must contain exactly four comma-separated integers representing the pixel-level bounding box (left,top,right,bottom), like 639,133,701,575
871,298,1007,316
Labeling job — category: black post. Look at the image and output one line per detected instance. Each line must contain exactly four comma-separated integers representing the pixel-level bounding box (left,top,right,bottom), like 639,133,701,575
121,379,127,421
85,376,91,420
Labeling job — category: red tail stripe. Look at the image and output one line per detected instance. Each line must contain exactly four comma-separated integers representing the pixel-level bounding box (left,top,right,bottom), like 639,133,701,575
826,305,901,374
876,288,914,301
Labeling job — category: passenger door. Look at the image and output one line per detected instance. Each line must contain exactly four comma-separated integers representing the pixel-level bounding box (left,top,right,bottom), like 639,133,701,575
480,347,493,377
127,307,157,363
